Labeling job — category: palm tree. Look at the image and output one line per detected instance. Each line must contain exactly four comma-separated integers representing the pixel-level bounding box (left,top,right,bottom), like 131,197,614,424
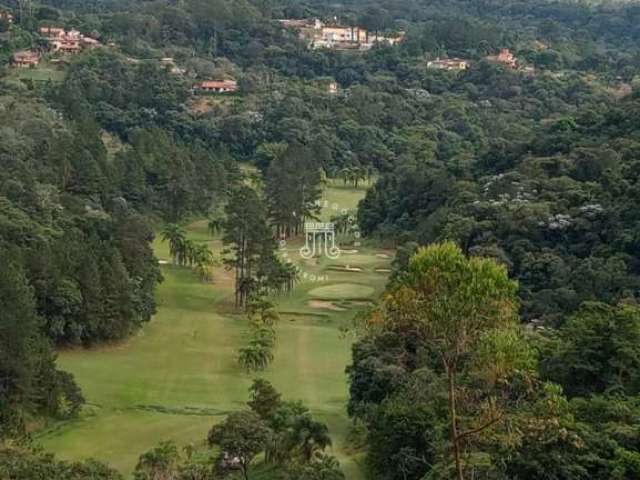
248,297,279,326
134,441,180,479
238,310,276,372
238,340,274,372
238,344,264,372
161,224,186,266
339,167,352,186
192,243,217,281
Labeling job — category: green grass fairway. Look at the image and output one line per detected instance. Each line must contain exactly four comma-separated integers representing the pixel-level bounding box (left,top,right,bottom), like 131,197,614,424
36,184,388,479
322,180,367,220
7,63,65,83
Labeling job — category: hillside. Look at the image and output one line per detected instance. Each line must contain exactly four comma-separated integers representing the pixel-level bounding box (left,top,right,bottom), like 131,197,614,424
2,0,640,479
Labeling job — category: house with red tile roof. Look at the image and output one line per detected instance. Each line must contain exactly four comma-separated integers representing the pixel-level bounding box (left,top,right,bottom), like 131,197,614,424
12,50,40,68
193,80,238,94
0,10,14,23
40,26,101,54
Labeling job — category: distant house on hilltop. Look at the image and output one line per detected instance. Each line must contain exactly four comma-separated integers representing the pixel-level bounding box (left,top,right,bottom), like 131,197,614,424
318,25,368,46
427,58,470,71
39,26,65,38
39,26,101,54
486,48,518,69
375,32,405,46
51,36,82,54
0,10,14,23
193,80,238,94
13,50,40,68
280,17,404,51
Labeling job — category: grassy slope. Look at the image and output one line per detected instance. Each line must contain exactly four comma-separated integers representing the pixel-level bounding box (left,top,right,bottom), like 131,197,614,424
37,184,389,479
7,61,65,83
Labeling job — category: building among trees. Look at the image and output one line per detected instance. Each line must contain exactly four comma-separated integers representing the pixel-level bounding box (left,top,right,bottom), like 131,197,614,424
280,18,404,50
192,80,238,94
12,50,40,68
0,10,13,23
39,26,101,55
486,48,518,68
427,57,470,71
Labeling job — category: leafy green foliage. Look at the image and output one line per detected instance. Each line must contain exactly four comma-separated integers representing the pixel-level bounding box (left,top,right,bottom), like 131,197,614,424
0,444,121,479
245,380,337,471
361,92,640,324
238,329,276,373
541,302,640,397
222,186,284,308
162,223,217,280
0,95,162,347
265,143,322,237
134,440,215,480
238,298,279,372
208,410,271,480
248,378,282,420
348,244,584,479
4,0,640,477
129,382,342,480
0,258,84,437
285,453,345,480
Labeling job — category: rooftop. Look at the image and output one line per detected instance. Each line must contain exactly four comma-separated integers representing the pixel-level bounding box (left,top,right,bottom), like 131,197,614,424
196,80,238,89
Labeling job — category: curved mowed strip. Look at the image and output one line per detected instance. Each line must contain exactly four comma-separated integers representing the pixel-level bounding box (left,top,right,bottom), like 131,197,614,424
308,283,375,300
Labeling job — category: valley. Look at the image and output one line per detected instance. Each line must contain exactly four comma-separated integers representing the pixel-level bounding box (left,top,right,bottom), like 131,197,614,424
37,184,387,479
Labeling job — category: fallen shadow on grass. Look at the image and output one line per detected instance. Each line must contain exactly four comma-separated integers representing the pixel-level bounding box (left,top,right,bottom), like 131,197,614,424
33,404,230,443
133,404,231,417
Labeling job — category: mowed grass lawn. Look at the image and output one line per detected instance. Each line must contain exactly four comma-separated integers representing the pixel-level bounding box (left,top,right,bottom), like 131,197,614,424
7,63,66,83
37,184,389,479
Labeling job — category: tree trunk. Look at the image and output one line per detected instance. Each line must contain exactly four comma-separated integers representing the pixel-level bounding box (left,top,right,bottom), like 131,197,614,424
447,365,464,480
236,230,246,309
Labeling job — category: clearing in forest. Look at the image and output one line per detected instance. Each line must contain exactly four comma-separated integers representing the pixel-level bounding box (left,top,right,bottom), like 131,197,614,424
36,184,390,479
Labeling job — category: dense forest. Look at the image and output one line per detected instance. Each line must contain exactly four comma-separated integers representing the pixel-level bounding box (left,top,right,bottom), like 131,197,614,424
1,0,640,478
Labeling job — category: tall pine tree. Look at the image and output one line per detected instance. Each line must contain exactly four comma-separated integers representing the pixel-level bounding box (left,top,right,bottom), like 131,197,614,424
265,143,322,237
222,186,279,308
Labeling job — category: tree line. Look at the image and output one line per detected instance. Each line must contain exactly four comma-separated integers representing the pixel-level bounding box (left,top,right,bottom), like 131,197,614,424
347,243,640,479
0,93,163,439
359,88,640,326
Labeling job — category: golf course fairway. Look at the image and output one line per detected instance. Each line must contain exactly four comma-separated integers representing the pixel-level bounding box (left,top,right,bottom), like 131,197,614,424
36,184,391,479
